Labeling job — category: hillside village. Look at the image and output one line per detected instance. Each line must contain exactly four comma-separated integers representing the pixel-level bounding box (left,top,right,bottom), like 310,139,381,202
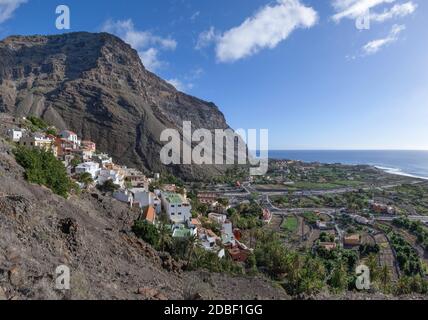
1,114,262,264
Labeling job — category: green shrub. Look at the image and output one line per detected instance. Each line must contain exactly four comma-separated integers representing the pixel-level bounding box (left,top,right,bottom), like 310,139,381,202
27,116,49,131
97,179,120,193
132,220,159,246
13,146,72,198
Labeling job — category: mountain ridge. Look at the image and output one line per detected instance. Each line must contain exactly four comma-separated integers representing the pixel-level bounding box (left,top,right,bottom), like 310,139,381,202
0,31,239,180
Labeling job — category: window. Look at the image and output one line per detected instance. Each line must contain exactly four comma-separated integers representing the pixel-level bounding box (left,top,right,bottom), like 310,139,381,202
178,212,182,215
171,205,175,208
178,205,182,207
171,212,175,215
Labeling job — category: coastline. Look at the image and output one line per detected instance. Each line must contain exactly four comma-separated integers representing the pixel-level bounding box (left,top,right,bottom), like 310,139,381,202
374,166,428,181
266,150,428,181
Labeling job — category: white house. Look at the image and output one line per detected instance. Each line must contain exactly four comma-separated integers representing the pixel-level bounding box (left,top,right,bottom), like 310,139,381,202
199,229,219,251
352,215,371,225
152,194,162,214
75,162,100,179
131,188,150,206
7,129,24,142
113,189,134,206
161,192,192,224
97,169,125,188
93,153,113,168
59,130,79,145
221,221,235,245
316,220,328,230
172,224,197,238
131,188,162,213
208,213,227,225
19,134,56,156
80,149,94,161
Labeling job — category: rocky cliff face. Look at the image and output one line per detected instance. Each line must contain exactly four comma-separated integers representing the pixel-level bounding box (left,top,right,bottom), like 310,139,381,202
0,32,241,180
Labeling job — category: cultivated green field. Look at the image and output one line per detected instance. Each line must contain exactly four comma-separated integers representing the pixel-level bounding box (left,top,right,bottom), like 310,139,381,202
281,216,298,232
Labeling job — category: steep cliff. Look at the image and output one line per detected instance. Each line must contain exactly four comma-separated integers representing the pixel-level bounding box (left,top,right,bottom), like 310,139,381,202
0,32,241,180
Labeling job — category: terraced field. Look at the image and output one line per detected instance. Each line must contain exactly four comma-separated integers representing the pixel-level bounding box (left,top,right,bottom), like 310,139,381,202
374,233,400,281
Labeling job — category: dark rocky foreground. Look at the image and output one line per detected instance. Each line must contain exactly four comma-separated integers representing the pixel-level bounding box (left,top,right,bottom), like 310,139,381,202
0,137,286,300
0,32,244,180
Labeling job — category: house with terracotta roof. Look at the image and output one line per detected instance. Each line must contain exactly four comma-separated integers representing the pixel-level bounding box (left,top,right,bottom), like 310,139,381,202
197,192,218,205
123,168,147,188
189,218,202,230
343,234,361,247
162,184,177,193
226,243,251,263
319,242,337,251
143,206,157,225
81,140,96,152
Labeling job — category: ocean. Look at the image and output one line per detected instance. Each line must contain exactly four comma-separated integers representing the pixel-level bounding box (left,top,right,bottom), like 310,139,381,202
267,150,428,180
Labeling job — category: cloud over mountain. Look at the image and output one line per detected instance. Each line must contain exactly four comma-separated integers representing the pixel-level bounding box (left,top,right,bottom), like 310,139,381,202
196,0,317,63
0,0,27,24
102,19,177,71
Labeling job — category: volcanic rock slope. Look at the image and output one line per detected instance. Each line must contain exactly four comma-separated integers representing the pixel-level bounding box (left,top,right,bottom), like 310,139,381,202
0,136,287,300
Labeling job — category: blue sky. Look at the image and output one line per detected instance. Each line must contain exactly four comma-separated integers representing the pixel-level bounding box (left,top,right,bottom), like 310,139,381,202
0,0,427,150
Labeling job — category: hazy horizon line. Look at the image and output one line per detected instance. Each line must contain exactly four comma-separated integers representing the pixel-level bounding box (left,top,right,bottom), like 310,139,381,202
253,149,428,152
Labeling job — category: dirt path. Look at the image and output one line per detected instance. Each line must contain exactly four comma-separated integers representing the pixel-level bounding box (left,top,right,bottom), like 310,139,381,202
374,233,400,281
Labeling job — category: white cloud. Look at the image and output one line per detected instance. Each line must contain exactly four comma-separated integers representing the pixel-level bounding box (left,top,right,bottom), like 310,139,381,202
102,19,177,72
214,0,318,63
362,24,405,54
332,0,396,22
190,11,200,21
187,67,204,80
167,68,204,93
167,78,194,92
370,2,417,22
139,48,163,72
332,0,417,23
195,26,219,50
0,0,27,24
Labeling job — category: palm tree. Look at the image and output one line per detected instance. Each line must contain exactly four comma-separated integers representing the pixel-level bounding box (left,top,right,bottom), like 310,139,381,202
366,253,380,282
78,172,93,187
379,265,391,293
186,235,199,267
158,223,172,252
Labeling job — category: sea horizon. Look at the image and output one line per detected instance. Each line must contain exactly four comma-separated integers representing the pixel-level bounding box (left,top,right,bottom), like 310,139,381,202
253,150,428,180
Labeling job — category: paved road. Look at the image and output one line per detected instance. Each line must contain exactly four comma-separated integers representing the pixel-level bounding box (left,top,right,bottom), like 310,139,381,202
376,215,428,223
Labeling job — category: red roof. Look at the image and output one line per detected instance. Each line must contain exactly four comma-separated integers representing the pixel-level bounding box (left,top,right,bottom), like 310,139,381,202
191,218,201,226
144,206,156,223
